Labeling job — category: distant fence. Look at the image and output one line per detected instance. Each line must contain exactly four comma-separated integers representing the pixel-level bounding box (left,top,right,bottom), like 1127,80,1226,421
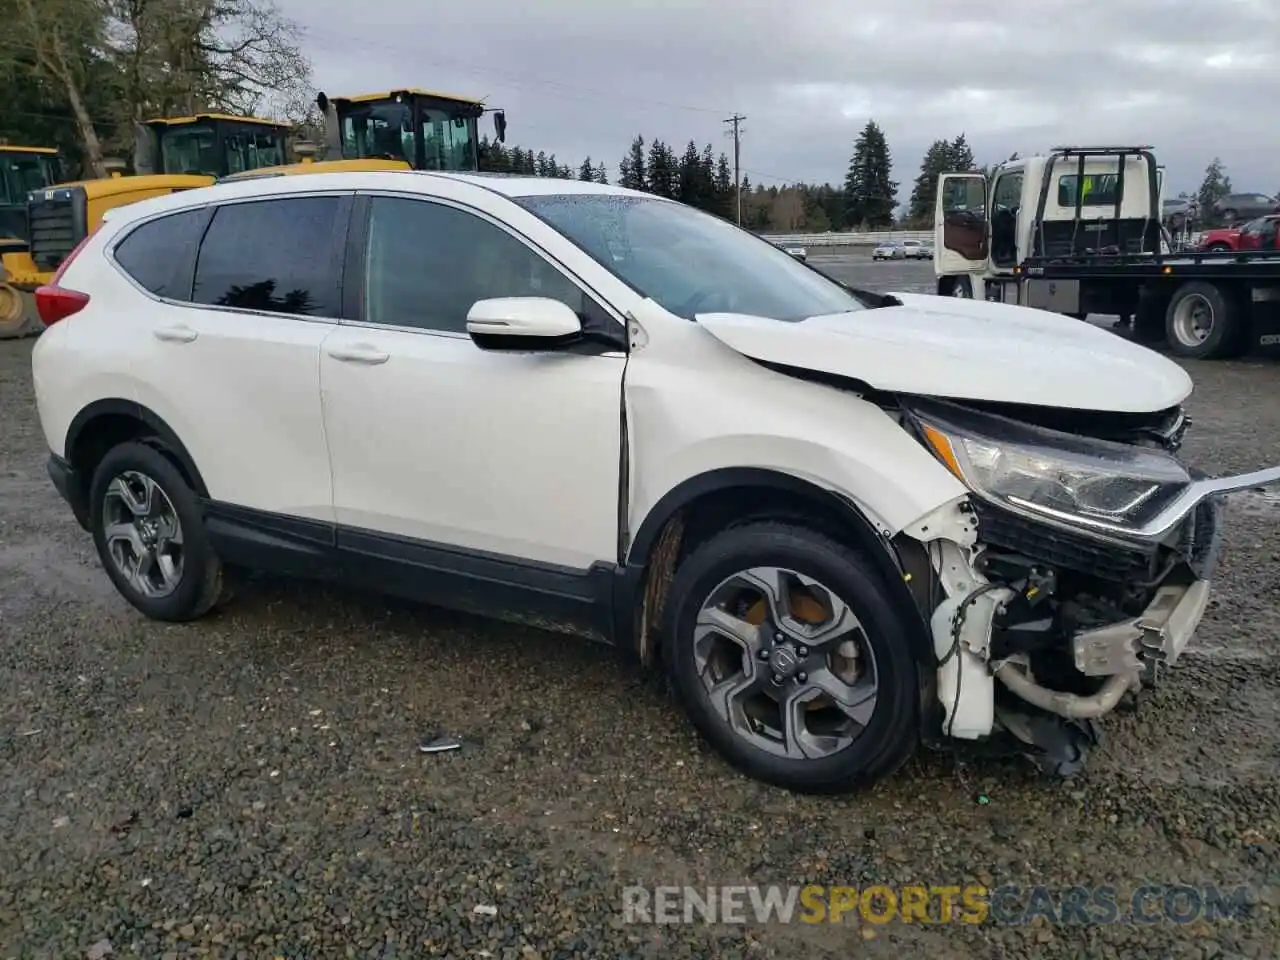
762,229,1209,251
760,230,932,247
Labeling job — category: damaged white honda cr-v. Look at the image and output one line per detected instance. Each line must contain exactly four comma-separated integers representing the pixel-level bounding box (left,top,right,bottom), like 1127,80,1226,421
31,171,1280,793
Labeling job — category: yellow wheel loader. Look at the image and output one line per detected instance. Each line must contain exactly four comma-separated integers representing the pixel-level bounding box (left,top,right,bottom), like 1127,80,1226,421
219,89,507,181
5,114,293,336
1,145,63,339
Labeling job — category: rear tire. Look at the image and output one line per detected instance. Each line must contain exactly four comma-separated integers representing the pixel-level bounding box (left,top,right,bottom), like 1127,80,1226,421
1164,281,1246,360
661,521,919,794
1206,243,1231,253
89,441,225,622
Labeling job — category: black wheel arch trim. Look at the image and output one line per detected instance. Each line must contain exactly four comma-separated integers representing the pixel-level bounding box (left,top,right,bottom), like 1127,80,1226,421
624,467,936,663
64,399,209,498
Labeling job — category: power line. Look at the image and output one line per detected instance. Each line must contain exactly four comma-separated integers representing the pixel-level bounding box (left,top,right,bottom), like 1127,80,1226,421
302,26,731,118
724,114,745,225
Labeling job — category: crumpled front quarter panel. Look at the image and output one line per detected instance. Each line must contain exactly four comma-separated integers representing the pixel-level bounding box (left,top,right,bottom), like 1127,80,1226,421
624,301,967,541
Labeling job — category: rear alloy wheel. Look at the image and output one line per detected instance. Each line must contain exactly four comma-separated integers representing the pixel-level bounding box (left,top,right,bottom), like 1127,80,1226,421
663,522,918,793
1206,243,1231,253
950,275,973,298
89,441,224,621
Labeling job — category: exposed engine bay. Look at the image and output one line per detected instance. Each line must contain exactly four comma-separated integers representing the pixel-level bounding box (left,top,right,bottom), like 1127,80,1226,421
887,394,1226,776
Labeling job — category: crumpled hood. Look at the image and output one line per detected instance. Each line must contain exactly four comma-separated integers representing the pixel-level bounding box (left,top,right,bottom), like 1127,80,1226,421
695,292,1193,413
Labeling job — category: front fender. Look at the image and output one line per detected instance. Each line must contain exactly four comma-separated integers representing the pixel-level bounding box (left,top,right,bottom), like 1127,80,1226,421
624,307,967,541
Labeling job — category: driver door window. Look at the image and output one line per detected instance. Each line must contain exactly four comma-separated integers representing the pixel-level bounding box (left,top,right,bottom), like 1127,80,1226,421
361,195,594,333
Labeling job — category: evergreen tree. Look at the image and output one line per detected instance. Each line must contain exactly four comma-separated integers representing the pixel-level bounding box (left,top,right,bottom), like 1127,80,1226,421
908,139,953,223
1197,158,1232,223
647,139,678,198
678,140,701,206
618,135,647,190
535,151,550,176
947,133,975,171
593,161,608,184
714,153,734,217
509,147,526,172
844,120,898,228
578,157,595,180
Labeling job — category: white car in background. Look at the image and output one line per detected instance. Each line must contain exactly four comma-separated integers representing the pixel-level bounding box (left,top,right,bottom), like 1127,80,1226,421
872,241,904,261
30,171,1280,794
902,239,932,260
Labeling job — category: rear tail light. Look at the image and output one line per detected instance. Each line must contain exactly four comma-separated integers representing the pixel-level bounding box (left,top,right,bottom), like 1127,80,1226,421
35,286,90,325
34,234,93,327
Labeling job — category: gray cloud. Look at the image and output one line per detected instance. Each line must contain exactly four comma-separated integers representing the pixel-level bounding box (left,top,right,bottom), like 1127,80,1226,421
284,0,1280,199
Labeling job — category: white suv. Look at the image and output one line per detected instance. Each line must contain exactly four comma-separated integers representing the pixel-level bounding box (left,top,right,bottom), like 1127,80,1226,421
30,171,1280,793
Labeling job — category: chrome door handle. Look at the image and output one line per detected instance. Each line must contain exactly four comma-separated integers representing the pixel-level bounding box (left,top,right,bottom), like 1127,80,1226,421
154,325,197,343
326,344,390,364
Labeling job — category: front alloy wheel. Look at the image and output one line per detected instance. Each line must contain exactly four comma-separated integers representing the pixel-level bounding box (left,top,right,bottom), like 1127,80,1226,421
663,522,919,793
693,566,878,760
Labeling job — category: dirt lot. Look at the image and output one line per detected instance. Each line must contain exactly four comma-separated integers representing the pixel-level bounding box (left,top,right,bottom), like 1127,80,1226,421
2,258,1279,958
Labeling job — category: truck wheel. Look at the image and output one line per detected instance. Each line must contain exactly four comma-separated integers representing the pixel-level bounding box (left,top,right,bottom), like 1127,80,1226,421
661,521,919,794
939,275,973,298
1165,281,1245,360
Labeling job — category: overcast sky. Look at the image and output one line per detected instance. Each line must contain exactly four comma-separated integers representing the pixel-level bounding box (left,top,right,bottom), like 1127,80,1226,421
283,0,1280,201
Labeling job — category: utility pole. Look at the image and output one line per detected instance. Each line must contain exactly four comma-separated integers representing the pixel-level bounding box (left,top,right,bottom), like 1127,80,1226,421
724,114,746,225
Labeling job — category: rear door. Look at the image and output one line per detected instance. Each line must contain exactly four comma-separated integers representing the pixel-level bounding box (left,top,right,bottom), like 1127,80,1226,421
934,173,988,276
112,191,351,525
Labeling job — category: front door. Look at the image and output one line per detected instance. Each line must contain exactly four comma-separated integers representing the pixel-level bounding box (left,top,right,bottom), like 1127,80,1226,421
934,173,989,277
318,191,627,623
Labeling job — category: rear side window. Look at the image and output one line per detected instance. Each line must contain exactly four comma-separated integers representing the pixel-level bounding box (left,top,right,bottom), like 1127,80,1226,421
113,208,209,299
192,196,343,317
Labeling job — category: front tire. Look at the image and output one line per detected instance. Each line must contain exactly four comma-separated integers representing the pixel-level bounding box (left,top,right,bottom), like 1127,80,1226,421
661,522,919,794
89,441,224,622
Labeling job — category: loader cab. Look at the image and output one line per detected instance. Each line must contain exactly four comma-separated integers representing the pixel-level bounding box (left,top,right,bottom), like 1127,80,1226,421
934,146,1163,285
320,89,506,172
135,114,291,178
0,146,61,247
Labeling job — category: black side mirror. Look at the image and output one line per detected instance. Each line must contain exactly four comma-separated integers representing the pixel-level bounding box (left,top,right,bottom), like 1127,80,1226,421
493,111,507,143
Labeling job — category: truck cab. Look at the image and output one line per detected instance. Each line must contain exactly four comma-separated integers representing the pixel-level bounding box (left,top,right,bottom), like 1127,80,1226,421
219,89,508,181
934,146,1162,304
932,145,1280,360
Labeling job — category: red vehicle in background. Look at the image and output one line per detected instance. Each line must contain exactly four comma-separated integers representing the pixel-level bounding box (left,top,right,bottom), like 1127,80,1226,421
1199,214,1280,252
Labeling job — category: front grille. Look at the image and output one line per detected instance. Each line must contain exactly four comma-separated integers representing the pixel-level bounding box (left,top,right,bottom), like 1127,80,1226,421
29,194,80,271
973,500,1160,583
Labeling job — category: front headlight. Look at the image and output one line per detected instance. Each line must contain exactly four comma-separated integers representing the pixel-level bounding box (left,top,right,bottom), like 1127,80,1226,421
908,400,1191,538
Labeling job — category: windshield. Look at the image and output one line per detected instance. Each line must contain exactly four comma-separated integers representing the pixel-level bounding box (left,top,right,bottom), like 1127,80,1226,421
341,102,414,162
421,109,477,171
159,125,223,175
1,152,57,204
223,130,286,173
515,194,866,321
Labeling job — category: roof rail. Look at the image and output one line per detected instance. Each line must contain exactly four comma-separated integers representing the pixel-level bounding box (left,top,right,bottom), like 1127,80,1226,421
1049,145,1155,155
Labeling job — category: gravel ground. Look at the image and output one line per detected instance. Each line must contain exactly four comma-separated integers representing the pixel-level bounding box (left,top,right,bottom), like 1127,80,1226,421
2,256,1279,958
